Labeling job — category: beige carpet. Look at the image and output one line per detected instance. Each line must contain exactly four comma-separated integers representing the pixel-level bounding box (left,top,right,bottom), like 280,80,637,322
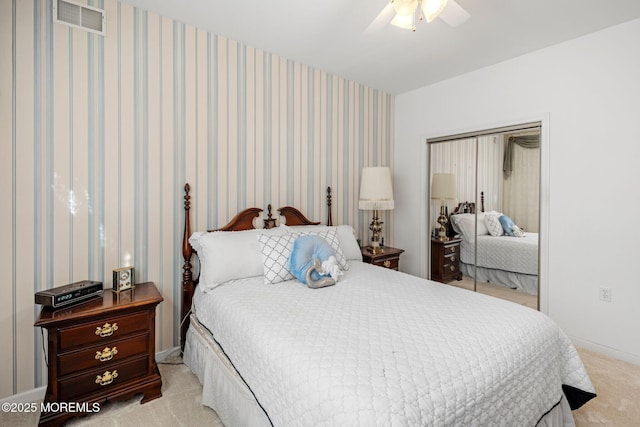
573,347,640,426
2,348,639,426
448,275,538,309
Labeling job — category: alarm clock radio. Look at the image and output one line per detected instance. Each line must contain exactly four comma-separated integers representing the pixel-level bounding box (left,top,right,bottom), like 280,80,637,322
35,280,103,308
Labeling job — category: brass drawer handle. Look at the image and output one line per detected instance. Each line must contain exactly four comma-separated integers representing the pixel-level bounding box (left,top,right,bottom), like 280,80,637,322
95,346,118,362
383,260,391,268
450,255,456,262
95,370,118,386
95,322,118,337
450,265,455,271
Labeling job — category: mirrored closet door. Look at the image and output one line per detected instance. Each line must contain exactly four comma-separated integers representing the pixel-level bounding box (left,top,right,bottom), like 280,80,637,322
428,123,541,310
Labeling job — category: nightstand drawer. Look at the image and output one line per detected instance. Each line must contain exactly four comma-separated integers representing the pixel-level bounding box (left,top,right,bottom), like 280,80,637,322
443,244,459,256
371,257,399,270
443,252,458,266
58,354,149,401
58,332,149,376
360,246,404,271
442,262,460,274
58,312,149,351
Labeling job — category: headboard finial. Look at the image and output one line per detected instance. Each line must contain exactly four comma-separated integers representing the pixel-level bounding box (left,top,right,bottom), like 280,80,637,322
184,183,191,211
326,187,333,226
264,204,277,229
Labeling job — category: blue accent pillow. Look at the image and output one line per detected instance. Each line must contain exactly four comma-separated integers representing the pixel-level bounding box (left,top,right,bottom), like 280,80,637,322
289,235,335,285
499,215,516,236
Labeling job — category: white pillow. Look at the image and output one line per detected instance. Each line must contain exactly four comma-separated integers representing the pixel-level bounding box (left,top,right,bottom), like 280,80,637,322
450,214,473,239
450,213,489,240
485,213,504,236
335,225,362,262
257,233,299,284
189,227,286,292
283,224,362,262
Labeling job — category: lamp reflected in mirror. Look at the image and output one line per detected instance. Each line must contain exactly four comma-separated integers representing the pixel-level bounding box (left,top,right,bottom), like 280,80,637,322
431,173,456,241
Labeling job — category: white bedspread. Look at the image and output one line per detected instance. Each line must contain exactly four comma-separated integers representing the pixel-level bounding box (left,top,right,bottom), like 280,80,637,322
193,261,593,426
461,233,539,275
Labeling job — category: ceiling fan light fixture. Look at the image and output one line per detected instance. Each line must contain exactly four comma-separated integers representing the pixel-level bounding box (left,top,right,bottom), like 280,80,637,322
390,13,415,30
392,0,418,16
422,0,449,23
383,0,468,32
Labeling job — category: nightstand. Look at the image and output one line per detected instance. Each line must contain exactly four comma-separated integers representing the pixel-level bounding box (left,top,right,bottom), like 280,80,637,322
431,238,463,283
34,282,164,426
361,246,404,271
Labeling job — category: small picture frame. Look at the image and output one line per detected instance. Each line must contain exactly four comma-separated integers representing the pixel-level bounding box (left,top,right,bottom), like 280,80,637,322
113,266,135,294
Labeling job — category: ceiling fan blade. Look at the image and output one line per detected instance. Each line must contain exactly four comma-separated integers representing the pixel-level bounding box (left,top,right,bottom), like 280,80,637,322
439,0,470,27
363,3,395,35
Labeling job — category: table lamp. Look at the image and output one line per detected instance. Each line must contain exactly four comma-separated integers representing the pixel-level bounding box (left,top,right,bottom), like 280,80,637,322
359,167,394,254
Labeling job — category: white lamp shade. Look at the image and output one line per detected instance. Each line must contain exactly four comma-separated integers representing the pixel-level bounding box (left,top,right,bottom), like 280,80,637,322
431,173,456,200
359,167,394,210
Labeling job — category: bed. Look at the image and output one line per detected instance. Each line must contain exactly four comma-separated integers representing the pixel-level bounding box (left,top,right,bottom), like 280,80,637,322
449,201,539,295
180,184,595,426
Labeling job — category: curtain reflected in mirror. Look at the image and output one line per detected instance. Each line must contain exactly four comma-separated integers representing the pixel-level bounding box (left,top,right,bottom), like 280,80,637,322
428,128,540,310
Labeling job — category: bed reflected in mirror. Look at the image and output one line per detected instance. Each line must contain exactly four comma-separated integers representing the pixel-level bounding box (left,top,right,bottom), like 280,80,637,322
428,127,540,310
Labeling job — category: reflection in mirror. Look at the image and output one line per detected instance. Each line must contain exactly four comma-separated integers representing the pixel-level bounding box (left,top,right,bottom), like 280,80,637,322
429,130,540,310
429,138,477,289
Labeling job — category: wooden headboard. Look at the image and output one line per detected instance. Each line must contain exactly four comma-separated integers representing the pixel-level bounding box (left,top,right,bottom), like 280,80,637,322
180,184,333,351
446,191,485,237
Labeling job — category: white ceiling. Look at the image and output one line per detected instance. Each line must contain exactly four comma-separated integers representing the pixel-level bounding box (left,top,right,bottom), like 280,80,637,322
121,0,640,94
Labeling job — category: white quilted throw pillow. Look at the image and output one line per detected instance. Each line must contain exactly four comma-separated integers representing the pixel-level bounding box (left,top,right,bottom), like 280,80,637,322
485,213,504,236
257,234,298,284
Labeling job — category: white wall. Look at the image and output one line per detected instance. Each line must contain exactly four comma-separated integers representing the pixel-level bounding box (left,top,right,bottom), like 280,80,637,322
394,18,640,364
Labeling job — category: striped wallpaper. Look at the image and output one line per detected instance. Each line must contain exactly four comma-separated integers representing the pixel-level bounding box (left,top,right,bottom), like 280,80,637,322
0,0,394,397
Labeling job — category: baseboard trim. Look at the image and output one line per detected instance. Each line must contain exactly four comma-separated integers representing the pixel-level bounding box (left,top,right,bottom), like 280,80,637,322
571,337,640,366
155,346,181,362
1,347,182,402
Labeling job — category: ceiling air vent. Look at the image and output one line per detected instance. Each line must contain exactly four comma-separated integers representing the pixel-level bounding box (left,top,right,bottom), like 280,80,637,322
53,0,105,35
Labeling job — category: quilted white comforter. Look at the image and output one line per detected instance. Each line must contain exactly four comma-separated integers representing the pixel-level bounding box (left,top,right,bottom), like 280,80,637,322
193,261,593,426
460,233,539,275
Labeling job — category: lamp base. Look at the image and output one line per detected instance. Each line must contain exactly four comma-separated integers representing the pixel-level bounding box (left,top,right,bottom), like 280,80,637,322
436,228,449,242
436,204,449,241
369,209,384,254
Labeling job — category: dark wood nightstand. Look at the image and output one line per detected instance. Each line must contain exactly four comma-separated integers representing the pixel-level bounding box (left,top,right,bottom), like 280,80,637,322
361,246,404,271
431,238,463,283
34,282,164,426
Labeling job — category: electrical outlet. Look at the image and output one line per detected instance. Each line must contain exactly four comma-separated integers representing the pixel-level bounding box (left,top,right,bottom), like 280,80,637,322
598,287,612,302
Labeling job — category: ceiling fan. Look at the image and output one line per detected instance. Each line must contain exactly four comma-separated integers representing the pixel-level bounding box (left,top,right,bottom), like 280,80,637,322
367,0,470,33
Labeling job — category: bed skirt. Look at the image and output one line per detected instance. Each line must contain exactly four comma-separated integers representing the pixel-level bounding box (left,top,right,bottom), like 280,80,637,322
183,314,271,427
460,261,538,295
183,313,573,426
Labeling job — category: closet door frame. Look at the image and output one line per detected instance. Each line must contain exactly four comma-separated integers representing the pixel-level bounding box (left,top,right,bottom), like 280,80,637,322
422,114,549,313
